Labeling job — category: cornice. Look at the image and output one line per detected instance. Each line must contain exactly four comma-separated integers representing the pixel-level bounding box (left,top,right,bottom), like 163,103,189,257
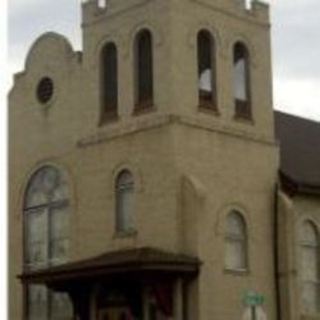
77,113,276,149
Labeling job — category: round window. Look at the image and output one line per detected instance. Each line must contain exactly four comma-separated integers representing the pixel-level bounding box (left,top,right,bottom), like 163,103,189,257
36,77,54,104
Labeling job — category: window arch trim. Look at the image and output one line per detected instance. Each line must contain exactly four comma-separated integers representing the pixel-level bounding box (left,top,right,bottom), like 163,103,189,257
115,169,136,234
21,163,75,213
299,219,319,245
111,163,142,193
24,165,70,209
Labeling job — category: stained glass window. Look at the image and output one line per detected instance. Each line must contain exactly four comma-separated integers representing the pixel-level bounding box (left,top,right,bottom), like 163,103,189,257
116,170,135,233
299,221,320,314
24,166,72,320
225,211,248,270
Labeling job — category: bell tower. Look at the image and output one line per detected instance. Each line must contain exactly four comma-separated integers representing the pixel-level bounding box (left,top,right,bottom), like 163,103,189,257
168,0,273,140
77,4,278,319
80,0,174,126
81,0,274,141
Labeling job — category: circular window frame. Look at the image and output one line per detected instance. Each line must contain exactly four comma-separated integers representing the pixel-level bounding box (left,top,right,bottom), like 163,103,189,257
36,77,55,105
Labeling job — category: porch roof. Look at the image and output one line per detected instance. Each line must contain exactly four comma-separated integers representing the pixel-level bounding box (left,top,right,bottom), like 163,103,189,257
19,247,201,285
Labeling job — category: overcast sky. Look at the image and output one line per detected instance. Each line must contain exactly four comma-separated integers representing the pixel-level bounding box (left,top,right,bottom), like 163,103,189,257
8,0,320,121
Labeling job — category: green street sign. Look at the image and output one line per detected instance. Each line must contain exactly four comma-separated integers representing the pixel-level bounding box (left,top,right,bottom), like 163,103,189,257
244,291,265,306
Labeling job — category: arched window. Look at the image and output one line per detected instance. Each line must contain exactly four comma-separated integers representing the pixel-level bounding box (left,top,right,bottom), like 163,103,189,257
115,170,135,232
134,29,154,111
100,42,118,123
24,166,72,320
299,221,320,314
197,30,217,110
233,42,251,119
225,211,248,270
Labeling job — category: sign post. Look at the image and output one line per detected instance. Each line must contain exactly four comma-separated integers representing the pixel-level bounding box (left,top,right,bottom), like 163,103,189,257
243,291,265,320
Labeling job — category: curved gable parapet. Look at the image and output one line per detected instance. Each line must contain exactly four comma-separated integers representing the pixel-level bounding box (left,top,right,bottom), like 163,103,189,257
10,32,82,108
24,32,77,71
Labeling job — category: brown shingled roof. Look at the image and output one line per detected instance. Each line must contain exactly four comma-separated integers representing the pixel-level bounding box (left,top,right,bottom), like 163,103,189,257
19,247,201,284
274,111,320,193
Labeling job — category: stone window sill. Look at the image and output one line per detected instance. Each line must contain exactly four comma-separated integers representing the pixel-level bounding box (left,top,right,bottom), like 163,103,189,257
301,313,320,320
99,111,119,126
233,113,254,125
224,268,250,276
198,104,220,116
133,101,155,116
113,229,137,239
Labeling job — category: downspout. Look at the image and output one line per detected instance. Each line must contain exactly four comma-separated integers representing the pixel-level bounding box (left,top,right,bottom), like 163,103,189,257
274,183,282,320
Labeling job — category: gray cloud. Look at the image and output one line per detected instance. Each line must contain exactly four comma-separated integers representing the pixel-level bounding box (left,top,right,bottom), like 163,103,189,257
272,0,320,80
270,0,320,120
8,0,81,72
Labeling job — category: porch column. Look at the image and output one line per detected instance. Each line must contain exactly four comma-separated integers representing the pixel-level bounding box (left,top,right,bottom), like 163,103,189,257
143,286,150,320
173,278,183,320
90,284,98,320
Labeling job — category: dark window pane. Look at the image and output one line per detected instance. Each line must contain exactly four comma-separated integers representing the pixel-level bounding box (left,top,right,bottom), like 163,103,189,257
197,30,216,109
135,30,153,110
36,77,54,104
101,42,118,121
233,42,251,118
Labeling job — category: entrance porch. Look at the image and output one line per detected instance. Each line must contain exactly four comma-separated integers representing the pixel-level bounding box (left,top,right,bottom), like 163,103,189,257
20,247,200,320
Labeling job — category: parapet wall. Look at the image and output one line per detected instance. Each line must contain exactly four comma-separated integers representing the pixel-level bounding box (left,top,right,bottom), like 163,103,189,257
82,0,269,26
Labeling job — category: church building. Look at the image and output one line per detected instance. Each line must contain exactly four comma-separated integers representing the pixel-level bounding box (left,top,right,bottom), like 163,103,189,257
9,0,320,319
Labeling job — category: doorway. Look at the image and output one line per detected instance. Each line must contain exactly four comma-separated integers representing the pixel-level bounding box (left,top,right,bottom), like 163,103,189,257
98,306,129,320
